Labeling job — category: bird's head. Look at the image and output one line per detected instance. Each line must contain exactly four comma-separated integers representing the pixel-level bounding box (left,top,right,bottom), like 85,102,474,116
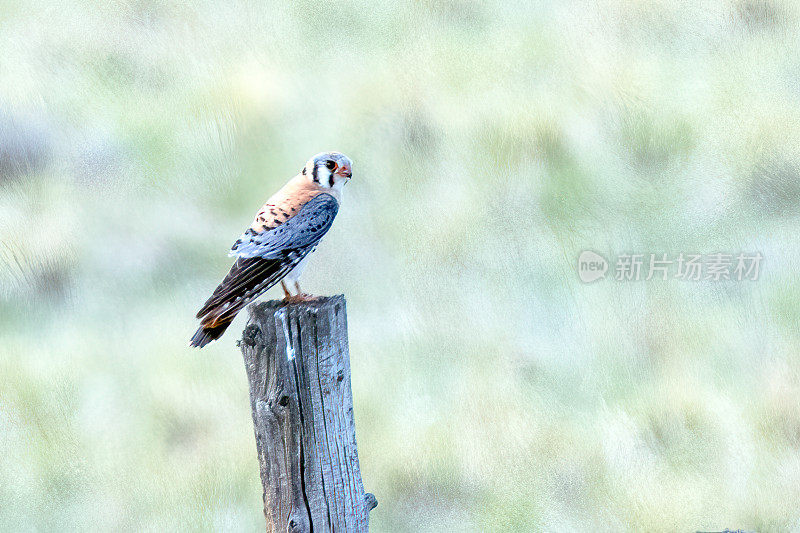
302,151,353,191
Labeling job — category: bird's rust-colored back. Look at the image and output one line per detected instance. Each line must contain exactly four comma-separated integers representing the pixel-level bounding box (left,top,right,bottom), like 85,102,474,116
250,174,341,232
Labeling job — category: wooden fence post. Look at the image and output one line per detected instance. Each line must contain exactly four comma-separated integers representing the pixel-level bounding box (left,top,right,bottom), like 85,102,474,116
239,295,377,532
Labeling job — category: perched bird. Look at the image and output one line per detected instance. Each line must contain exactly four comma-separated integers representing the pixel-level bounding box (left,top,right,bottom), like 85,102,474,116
190,151,352,348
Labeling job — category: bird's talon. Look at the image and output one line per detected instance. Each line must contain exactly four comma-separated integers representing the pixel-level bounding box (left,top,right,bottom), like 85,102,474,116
280,293,318,304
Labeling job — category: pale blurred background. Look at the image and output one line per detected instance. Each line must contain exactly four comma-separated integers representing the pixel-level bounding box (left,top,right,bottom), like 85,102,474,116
2,1,800,531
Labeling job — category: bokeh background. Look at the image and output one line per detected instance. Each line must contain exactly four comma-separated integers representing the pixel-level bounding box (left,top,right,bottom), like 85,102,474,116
2,0,800,531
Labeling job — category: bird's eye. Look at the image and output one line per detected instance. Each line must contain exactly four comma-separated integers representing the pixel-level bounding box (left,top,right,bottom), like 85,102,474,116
325,160,336,171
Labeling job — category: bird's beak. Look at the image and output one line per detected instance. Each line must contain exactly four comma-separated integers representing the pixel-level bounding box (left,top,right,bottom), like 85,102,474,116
337,166,352,179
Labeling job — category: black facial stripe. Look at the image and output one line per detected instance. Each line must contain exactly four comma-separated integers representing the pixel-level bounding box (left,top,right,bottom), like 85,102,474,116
302,167,306,175
311,163,319,183
329,173,334,187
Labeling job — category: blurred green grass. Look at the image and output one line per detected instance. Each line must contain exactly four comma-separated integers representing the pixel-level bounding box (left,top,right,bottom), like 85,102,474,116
2,0,800,531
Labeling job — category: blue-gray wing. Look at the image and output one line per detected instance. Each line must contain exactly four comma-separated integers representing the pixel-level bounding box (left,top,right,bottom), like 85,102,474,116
229,193,340,259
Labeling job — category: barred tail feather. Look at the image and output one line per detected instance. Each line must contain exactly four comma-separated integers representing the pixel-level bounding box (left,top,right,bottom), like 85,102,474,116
189,322,231,348
190,254,305,348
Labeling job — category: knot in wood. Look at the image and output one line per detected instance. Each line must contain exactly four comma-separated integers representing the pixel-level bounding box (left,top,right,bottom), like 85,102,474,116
364,492,378,510
240,324,261,347
287,513,310,533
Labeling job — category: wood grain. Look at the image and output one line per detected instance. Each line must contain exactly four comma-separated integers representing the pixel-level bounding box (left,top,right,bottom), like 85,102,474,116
240,296,376,532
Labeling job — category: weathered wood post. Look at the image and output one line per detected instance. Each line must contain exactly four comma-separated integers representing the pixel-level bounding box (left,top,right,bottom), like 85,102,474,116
239,295,377,532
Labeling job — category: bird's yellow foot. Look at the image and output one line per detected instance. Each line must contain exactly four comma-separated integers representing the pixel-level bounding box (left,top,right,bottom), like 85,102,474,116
281,281,292,301
290,283,319,302
279,282,321,304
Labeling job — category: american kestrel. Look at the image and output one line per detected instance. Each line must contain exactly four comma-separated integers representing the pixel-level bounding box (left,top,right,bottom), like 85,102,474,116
190,151,352,348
